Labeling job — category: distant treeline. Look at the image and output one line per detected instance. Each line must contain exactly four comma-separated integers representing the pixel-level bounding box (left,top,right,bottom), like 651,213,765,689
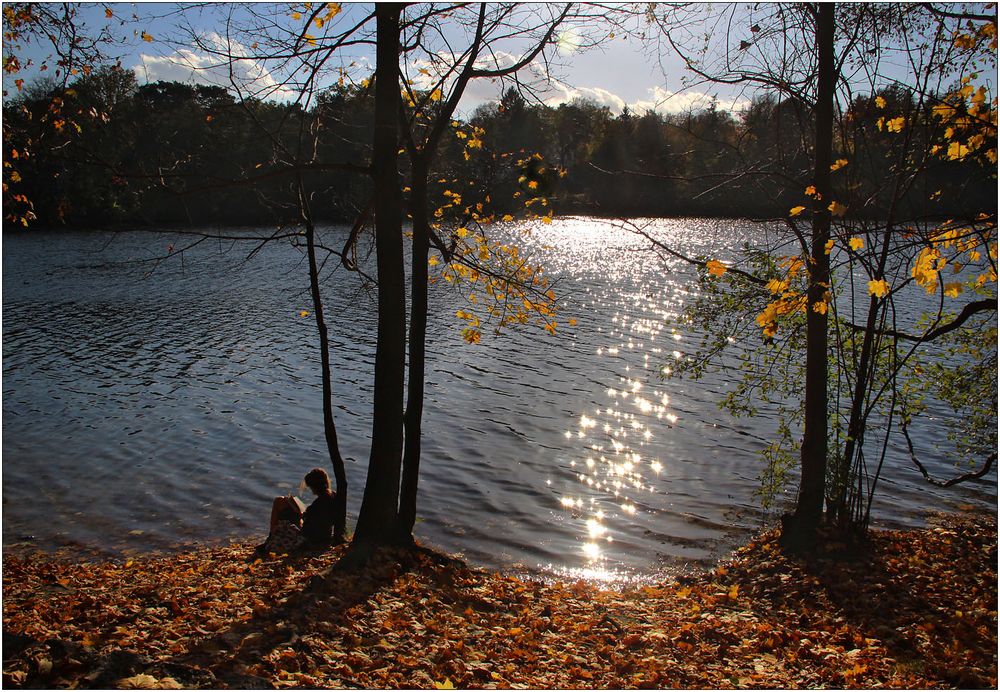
3,66,993,228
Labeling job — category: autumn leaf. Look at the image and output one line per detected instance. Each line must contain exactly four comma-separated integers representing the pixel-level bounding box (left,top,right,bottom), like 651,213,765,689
885,116,906,133
875,95,887,108
706,260,727,277
765,279,788,294
299,310,310,317
789,205,806,217
947,141,970,160
429,88,443,102
848,236,864,250
804,184,818,197
812,300,828,314
824,239,835,254
434,679,456,690
141,31,153,42
105,8,113,18
867,279,889,298
943,282,963,298
830,158,848,171
829,201,849,217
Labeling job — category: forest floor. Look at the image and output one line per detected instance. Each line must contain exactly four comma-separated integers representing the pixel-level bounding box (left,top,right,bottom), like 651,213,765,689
2,512,996,689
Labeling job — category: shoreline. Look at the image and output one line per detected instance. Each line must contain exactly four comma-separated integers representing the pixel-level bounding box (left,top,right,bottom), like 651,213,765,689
3,512,995,689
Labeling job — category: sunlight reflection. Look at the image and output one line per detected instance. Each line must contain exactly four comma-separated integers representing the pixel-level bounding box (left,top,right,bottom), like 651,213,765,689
546,233,692,582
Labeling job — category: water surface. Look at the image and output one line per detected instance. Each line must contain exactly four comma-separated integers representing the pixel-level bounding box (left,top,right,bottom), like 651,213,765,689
3,218,994,581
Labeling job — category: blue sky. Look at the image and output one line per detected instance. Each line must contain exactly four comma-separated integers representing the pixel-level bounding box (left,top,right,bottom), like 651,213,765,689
6,3,988,117
5,3,753,116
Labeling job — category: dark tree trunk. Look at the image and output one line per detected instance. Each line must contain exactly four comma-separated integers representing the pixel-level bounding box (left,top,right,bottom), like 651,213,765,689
353,2,406,546
782,2,835,550
303,215,349,543
396,166,429,542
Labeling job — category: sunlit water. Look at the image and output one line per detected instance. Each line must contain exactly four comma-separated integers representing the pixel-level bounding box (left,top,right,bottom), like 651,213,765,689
3,218,995,582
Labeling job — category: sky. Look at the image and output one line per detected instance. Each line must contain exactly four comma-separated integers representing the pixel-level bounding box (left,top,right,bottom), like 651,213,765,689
7,3,990,117
4,2,755,117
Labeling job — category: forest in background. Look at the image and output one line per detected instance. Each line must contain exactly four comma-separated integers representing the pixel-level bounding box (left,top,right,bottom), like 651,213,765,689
4,67,995,228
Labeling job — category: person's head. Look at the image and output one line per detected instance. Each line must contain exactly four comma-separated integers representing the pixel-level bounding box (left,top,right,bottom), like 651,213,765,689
304,467,331,496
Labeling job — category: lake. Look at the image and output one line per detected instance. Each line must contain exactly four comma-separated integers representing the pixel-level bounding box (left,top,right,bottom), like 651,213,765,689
2,217,995,582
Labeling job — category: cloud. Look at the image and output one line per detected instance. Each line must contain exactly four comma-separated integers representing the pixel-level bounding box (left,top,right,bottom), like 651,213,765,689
543,82,751,116
628,86,751,116
543,83,625,112
134,33,299,101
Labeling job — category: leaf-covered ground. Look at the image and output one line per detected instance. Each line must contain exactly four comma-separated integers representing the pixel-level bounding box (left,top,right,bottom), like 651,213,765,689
3,513,996,689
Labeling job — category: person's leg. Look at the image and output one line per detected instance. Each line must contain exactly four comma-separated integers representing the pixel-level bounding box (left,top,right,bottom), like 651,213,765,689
269,496,291,532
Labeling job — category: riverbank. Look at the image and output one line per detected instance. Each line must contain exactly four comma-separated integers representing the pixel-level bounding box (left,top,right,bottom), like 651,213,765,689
3,513,995,689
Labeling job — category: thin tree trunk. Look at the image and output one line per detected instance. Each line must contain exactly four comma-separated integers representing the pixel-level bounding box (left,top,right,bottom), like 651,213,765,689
397,166,429,542
303,213,349,543
353,2,406,546
782,2,835,549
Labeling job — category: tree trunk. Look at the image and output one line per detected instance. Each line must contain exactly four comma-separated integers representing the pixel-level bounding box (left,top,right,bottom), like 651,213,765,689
353,2,406,546
303,217,349,543
396,164,430,542
782,2,835,550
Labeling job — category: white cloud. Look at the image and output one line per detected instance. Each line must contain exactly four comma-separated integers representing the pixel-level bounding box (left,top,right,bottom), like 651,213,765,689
544,82,751,116
543,83,625,112
134,33,299,101
628,86,751,116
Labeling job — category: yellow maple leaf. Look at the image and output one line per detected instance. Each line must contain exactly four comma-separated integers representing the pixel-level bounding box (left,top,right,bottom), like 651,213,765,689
875,95,887,108
886,116,906,133
824,239,835,254
429,88,443,102
706,259,727,277
434,679,456,690
501,214,514,222
829,201,849,217
849,236,864,250
943,282,963,298
812,300,828,314
867,279,889,298
299,310,310,317
830,158,848,171
947,141,969,160
789,205,806,217
804,185,818,197
141,31,154,42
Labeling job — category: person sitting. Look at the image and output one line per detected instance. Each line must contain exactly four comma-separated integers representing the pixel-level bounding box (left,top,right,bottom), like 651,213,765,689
299,467,337,546
256,467,336,557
